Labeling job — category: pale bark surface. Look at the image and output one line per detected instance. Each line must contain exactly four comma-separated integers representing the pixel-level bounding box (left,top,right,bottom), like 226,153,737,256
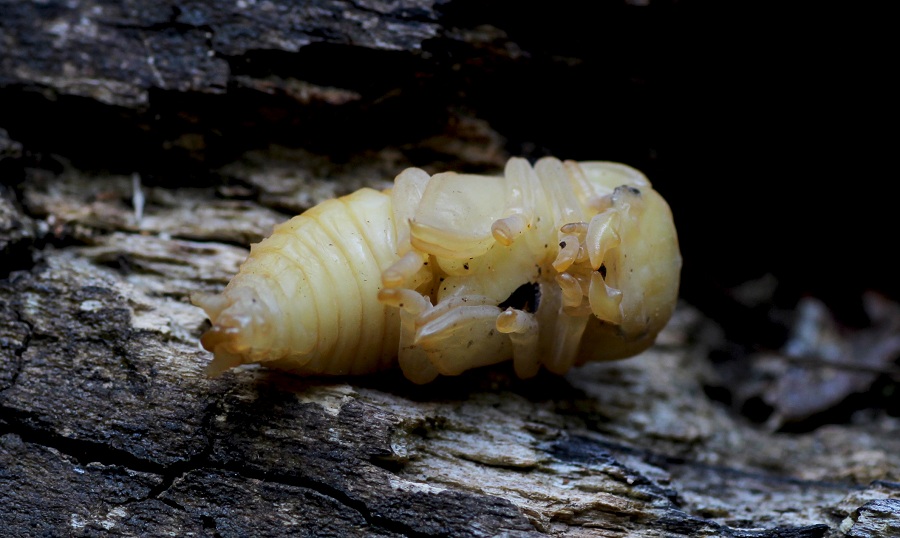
1,1,898,537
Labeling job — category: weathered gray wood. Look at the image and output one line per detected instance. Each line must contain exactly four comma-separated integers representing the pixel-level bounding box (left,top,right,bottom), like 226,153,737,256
2,1,899,536
0,0,442,107
0,183,34,269
3,164,899,536
843,498,900,538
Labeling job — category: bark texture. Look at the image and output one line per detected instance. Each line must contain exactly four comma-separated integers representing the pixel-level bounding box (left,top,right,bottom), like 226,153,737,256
1,1,897,536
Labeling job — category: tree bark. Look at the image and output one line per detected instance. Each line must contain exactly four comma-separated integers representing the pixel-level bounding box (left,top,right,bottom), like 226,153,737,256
2,1,898,536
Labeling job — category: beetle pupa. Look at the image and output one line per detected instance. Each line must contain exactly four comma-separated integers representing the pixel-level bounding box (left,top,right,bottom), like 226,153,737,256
192,157,682,383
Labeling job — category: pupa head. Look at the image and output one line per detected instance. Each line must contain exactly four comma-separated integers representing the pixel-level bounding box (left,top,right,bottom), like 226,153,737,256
584,185,681,362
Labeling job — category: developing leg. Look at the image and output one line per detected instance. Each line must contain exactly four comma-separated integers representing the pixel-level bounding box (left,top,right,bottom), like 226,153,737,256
378,288,438,384
495,308,540,378
413,296,512,376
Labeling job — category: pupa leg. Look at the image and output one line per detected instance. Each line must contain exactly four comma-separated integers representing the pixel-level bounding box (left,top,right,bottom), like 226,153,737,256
490,157,544,246
381,250,428,288
495,308,540,378
543,309,591,375
585,208,621,271
491,214,529,246
412,296,512,376
583,192,646,325
589,272,623,325
378,288,438,384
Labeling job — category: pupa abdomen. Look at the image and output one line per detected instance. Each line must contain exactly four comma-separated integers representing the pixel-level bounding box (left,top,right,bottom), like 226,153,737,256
192,157,682,383
193,188,402,376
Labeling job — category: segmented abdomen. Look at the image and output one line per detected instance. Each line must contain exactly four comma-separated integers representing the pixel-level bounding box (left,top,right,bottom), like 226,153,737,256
193,188,401,376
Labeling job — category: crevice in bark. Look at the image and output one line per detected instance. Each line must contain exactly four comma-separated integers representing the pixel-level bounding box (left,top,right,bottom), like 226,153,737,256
0,186,37,276
103,7,216,37
205,462,433,538
656,511,830,538
0,391,426,536
0,409,171,474
142,399,219,503
728,525,830,538
0,305,32,393
546,435,683,506
577,435,866,494
344,0,440,23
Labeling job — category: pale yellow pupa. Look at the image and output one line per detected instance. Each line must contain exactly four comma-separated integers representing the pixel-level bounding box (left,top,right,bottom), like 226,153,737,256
191,157,682,383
